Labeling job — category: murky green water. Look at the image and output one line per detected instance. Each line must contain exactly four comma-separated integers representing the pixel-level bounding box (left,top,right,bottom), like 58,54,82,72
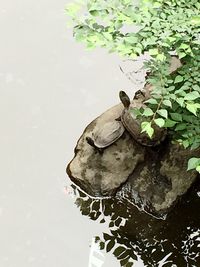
66,178,200,267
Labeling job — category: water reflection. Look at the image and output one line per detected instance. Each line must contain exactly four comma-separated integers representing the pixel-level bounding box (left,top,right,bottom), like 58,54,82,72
67,179,200,267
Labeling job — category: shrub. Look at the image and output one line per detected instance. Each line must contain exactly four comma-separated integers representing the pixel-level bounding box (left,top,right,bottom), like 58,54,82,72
66,0,200,172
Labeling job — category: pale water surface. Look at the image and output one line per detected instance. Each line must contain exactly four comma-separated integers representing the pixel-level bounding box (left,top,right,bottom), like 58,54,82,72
0,1,136,266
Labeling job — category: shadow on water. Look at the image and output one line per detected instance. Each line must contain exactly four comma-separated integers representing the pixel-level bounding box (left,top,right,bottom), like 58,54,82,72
67,178,200,267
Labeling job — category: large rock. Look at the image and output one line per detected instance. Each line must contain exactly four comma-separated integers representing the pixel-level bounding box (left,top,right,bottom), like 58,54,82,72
67,103,145,197
67,102,200,218
118,143,200,218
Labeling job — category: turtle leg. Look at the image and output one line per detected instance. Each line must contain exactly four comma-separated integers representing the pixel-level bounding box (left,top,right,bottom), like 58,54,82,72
86,137,103,154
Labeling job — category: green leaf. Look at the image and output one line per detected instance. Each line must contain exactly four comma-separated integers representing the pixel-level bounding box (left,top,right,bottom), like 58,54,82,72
149,48,159,55
168,93,176,100
141,122,154,138
179,43,189,50
170,113,182,122
186,103,197,115
125,35,138,44
176,97,185,107
89,10,99,16
154,118,165,128
193,85,200,91
182,140,189,148
184,91,200,101
175,123,187,131
182,114,195,123
191,16,200,25
163,99,172,108
164,119,177,128
174,75,184,84
154,2,162,8
130,108,141,118
143,108,154,117
178,52,186,59
191,141,200,150
187,158,200,171
141,121,148,130
167,86,175,92
144,98,158,105
156,53,166,61
157,109,168,119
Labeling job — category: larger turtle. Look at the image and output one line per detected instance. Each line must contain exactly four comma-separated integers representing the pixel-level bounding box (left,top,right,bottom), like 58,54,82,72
119,91,167,146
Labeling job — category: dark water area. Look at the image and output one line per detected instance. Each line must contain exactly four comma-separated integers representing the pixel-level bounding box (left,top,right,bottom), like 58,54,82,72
66,178,200,267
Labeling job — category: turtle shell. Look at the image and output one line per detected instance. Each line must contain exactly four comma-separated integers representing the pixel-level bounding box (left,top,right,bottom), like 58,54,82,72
121,101,167,147
92,120,125,148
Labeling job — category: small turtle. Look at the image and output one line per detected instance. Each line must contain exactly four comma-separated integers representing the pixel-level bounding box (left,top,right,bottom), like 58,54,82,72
86,120,125,152
119,91,167,146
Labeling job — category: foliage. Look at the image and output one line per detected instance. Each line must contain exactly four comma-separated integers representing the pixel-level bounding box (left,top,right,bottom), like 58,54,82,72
66,0,200,172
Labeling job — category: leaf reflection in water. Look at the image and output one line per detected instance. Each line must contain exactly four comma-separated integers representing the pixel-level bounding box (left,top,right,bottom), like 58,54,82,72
66,180,200,267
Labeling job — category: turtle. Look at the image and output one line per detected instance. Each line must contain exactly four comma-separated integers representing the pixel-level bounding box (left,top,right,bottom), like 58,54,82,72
86,120,125,152
119,90,167,147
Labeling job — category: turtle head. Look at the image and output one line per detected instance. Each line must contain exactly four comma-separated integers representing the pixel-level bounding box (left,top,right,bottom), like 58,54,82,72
119,91,130,108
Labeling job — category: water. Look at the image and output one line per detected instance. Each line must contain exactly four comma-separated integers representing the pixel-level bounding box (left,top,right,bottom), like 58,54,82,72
66,180,200,267
1,0,200,266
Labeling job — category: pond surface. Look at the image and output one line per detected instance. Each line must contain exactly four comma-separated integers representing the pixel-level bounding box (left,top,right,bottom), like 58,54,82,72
1,0,200,266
